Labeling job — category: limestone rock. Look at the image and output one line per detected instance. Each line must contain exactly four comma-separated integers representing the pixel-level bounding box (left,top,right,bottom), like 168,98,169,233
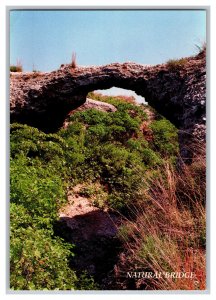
10,49,206,160
72,98,117,113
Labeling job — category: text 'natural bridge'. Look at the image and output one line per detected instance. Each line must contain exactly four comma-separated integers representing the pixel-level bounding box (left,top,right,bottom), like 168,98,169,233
10,50,206,160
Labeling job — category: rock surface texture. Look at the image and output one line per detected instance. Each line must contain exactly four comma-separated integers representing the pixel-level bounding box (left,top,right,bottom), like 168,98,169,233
79,98,117,113
10,50,206,160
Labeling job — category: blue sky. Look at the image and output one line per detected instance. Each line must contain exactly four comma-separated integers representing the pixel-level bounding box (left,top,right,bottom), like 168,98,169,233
10,9,206,101
10,10,206,71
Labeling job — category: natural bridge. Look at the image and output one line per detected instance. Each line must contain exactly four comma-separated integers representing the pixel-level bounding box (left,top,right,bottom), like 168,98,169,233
10,49,206,160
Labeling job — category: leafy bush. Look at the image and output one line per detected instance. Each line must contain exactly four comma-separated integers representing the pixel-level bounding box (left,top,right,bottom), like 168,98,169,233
79,184,98,198
68,105,143,145
10,225,77,289
11,107,98,289
126,138,162,167
97,144,145,209
10,203,77,290
141,148,162,166
10,124,70,230
10,203,32,229
10,157,66,229
79,183,108,208
10,125,98,289
10,124,68,173
149,119,179,157
69,109,112,126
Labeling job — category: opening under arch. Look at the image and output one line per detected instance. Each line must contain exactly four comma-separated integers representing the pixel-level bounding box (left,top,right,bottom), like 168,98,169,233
96,87,147,105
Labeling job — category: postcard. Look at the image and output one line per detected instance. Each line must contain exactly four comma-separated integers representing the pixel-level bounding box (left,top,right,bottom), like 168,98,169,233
9,8,206,291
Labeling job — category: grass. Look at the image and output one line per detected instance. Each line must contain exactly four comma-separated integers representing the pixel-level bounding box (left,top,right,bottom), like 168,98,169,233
166,58,188,71
116,150,206,290
71,52,77,69
166,43,206,71
10,59,23,72
195,42,206,54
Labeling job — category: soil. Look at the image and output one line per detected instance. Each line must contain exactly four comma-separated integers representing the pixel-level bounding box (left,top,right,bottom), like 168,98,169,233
55,185,123,287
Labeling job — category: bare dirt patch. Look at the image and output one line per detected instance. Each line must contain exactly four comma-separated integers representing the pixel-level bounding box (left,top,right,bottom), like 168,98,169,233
56,184,123,285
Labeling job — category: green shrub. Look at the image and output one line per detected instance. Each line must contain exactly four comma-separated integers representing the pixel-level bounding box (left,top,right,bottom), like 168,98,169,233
10,203,32,230
10,156,66,229
68,102,146,145
141,148,162,166
126,138,162,167
126,138,148,151
10,124,68,173
79,185,97,198
98,144,145,209
10,124,70,230
10,203,78,290
107,193,125,210
86,124,108,143
10,225,77,290
150,119,179,157
69,109,112,126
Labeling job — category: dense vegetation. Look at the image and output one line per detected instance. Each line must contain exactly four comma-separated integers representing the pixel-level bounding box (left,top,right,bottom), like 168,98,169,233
10,92,205,290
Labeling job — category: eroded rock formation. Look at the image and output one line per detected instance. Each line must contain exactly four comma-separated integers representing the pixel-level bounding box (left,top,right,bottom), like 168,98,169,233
10,49,206,160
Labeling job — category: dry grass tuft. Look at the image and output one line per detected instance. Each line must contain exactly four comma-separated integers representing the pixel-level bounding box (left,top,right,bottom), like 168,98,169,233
71,52,77,69
10,59,23,72
116,150,206,290
166,58,188,71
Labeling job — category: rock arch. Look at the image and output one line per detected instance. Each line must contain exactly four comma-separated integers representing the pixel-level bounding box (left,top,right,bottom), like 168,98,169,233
10,50,206,160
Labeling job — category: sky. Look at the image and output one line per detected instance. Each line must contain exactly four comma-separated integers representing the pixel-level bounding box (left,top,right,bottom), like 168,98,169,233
10,10,206,101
